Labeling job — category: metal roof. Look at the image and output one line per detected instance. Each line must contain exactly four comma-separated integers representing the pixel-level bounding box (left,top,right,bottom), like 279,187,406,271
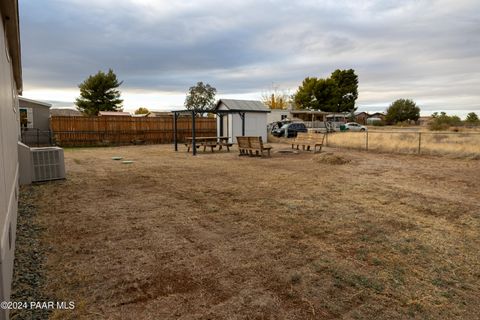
19,97,52,108
216,99,270,113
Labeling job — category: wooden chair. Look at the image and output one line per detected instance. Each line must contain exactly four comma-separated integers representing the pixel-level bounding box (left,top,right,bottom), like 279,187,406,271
237,136,272,157
236,136,250,155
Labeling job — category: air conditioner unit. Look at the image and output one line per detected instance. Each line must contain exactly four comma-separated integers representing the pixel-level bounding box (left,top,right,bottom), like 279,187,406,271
30,147,65,182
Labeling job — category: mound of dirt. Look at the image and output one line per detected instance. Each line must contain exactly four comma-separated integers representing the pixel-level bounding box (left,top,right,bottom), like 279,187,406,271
313,152,352,165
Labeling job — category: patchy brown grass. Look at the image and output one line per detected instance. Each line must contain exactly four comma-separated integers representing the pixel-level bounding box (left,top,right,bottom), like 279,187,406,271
27,144,479,319
326,131,480,158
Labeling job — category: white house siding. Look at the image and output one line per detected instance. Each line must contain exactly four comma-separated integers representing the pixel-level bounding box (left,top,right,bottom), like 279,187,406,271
18,98,51,131
267,109,290,123
0,9,20,320
216,102,268,143
225,113,267,143
228,114,233,142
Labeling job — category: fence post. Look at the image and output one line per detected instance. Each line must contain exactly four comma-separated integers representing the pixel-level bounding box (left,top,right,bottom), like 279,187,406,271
173,113,178,151
418,132,422,154
192,111,196,156
366,131,369,151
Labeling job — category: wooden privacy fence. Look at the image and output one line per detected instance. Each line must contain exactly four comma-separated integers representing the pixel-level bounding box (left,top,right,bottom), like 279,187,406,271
50,116,217,147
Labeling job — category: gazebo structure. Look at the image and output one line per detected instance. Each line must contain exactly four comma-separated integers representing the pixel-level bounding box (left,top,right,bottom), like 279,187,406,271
171,99,270,156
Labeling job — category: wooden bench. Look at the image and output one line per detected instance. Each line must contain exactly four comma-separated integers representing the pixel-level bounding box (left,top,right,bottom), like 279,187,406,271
291,132,325,153
237,136,272,157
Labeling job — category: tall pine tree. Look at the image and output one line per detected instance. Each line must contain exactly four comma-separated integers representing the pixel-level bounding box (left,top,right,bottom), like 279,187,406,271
75,69,123,116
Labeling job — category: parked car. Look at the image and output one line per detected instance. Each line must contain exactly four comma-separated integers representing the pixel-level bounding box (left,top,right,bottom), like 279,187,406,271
272,122,308,138
268,120,292,133
344,122,368,132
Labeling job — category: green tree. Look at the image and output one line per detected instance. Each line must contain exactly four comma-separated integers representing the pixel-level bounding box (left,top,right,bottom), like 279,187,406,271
293,77,318,110
330,69,358,112
184,82,217,113
293,69,359,112
75,69,123,116
385,99,420,124
134,107,150,115
313,78,338,112
465,112,479,124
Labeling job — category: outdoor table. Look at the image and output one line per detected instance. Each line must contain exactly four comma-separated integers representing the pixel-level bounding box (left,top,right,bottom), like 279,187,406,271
185,136,230,152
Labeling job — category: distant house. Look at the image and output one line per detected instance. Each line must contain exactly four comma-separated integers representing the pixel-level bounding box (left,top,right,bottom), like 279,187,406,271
355,112,369,125
98,111,131,116
369,112,386,120
267,109,291,123
215,99,270,143
266,104,294,124
1,0,22,315
50,108,83,117
19,97,51,131
326,113,349,122
366,112,386,125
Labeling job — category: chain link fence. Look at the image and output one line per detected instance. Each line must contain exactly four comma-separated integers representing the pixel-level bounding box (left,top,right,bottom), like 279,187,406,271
325,131,480,157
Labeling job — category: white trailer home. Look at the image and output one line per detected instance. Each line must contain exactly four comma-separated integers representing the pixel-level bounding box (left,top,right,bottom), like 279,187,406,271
0,1,22,318
215,99,270,144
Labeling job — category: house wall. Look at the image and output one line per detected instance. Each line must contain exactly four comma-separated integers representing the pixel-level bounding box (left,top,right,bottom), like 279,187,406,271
18,99,51,131
0,13,20,320
230,113,268,143
217,102,268,143
355,113,368,125
267,109,290,123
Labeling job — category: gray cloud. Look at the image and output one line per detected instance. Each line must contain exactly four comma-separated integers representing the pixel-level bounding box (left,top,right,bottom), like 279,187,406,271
20,0,480,111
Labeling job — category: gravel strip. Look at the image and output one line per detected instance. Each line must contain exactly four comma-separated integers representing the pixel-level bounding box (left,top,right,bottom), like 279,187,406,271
10,186,52,320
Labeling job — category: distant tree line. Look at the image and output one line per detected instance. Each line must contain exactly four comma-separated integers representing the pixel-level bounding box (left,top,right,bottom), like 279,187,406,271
429,111,479,130
74,68,478,131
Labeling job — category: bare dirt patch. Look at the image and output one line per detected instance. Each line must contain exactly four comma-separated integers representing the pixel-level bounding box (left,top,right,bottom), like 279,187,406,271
20,144,480,319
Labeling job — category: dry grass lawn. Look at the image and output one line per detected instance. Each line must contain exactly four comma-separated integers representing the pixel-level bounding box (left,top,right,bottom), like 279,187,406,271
325,131,480,158
25,144,480,319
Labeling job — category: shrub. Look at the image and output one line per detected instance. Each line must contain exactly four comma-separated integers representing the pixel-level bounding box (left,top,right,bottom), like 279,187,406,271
372,121,385,126
396,120,413,127
429,112,462,131
385,99,420,124
465,112,479,126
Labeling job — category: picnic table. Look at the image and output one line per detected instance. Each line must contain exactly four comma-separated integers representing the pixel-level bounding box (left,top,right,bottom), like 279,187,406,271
185,136,232,152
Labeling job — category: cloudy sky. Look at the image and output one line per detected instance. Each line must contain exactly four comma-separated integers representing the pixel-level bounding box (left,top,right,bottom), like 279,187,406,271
20,0,480,116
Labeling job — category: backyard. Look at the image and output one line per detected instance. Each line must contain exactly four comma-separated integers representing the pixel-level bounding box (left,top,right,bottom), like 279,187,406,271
13,144,480,319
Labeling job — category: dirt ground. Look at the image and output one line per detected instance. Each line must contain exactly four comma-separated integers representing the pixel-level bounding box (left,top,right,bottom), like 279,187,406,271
22,144,480,319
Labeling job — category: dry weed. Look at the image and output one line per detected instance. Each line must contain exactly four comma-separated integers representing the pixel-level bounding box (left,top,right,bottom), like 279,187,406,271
20,144,480,319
